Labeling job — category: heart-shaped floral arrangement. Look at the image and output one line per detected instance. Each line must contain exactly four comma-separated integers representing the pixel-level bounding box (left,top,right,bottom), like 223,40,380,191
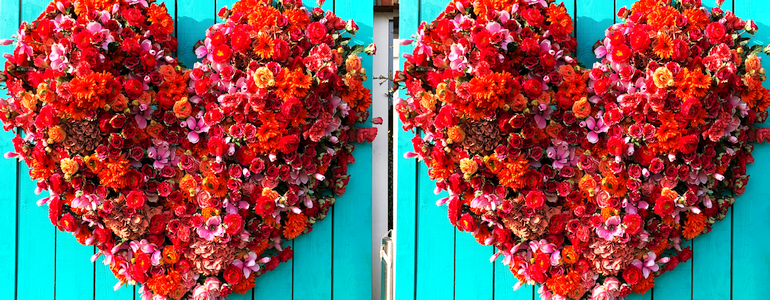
396,0,769,298
0,0,376,298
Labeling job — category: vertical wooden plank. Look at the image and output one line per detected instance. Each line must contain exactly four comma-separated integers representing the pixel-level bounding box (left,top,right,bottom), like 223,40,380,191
253,242,293,300
454,232,493,299
494,256,533,300
688,2,733,299
289,0,334,296
55,234,95,300
575,0,613,66
0,1,20,299
293,211,333,300
333,0,374,299
177,0,215,68
95,259,135,300
16,3,55,300
414,3,455,299
395,0,419,297
733,3,770,299
654,240,693,300
16,163,55,300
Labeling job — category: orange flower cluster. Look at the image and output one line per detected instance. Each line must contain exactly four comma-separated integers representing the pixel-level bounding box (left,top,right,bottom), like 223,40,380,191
146,269,181,297
60,72,119,119
282,212,308,239
683,211,708,239
341,75,373,113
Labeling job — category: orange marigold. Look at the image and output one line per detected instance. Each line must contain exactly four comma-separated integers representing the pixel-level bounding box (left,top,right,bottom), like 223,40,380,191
649,112,683,154
232,274,256,294
630,274,655,295
683,8,709,30
74,0,122,16
545,271,581,297
254,34,275,59
62,72,119,119
146,270,182,297
282,212,308,240
341,74,373,112
97,156,130,190
646,5,678,30
285,8,310,30
547,3,573,36
496,155,530,191
652,34,674,59
148,3,174,35
683,212,708,240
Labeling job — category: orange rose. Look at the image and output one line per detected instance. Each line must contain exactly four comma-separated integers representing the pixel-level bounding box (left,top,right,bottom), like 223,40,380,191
746,55,762,73
173,97,192,119
572,97,591,119
447,125,465,143
48,125,66,143
60,158,80,175
253,66,275,89
459,158,478,175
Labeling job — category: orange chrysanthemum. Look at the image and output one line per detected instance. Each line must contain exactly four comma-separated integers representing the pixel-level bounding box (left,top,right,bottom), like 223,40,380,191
245,6,280,30
62,72,119,119
683,8,709,30
545,271,581,297
251,113,284,153
341,75,373,112
630,274,655,295
649,112,683,154
97,156,130,190
496,155,530,191
683,212,708,240
652,34,674,59
646,5,678,30
275,68,312,100
254,34,275,59
148,3,175,35
282,212,308,240
285,8,310,31
233,274,256,294
630,0,660,16
74,0,122,16
146,270,182,297
547,3,574,36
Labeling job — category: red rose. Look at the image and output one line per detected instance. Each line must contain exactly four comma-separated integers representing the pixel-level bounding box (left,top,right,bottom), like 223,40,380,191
611,44,632,63
223,265,243,285
521,8,543,26
523,78,542,97
607,136,627,157
525,190,545,209
58,213,78,232
306,22,327,43
124,78,144,98
457,213,477,232
623,214,643,235
623,265,643,285
654,195,675,216
256,196,276,217
208,137,226,156
278,135,300,154
126,191,147,209
230,30,251,51
629,30,650,51
678,134,699,154
211,44,233,64
705,22,726,42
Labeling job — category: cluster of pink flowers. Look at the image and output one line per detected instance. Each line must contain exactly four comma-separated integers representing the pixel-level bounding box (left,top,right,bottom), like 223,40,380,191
397,0,768,299
0,0,376,299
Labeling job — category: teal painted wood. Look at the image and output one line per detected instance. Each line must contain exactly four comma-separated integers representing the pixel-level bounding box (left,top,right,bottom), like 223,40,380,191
0,1,19,299
576,0,613,67
17,162,54,300
413,0,455,294
655,240,693,300
177,0,215,68
55,234,95,300
394,0,419,297
331,4,375,300
333,0,374,298
16,3,55,300
455,232,493,299
253,242,293,300
95,259,135,300
290,0,335,295
734,3,770,300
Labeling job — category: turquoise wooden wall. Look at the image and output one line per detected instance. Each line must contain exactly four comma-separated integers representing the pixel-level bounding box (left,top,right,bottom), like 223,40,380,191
0,0,373,299
396,0,770,300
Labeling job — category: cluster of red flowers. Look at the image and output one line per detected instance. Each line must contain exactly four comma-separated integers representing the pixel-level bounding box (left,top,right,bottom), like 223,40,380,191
397,0,767,299
0,0,376,299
